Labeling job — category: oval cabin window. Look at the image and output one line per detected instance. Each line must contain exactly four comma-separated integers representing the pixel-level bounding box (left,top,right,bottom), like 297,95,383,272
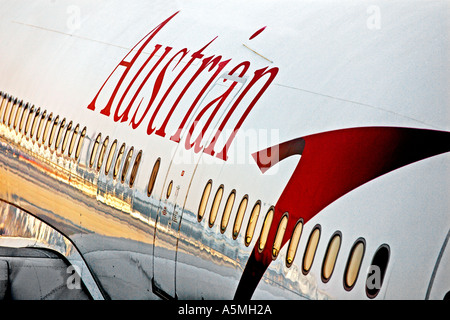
113,143,126,180
41,113,53,144
13,100,23,130
232,195,248,240
166,180,173,199
344,239,366,291
245,201,261,247
272,213,289,260
35,110,47,142
302,225,321,275
75,126,87,161
121,147,134,184
96,136,109,171
24,105,35,136
258,207,274,253
48,115,59,148
197,180,212,222
18,102,29,134
129,150,142,188
220,190,236,233
30,107,41,139
105,139,117,175
61,120,72,153
90,133,101,168
68,124,80,157
55,118,66,150
286,219,303,268
209,185,224,228
147,157,161,196
322,232,342,282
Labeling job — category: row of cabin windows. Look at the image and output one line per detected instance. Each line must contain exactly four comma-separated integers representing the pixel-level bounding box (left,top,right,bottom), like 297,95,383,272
196,181,290,260
1,91,391,298
140,159,385,297
89,132,142,188
90,137,159,197
84,127,390,298
0,92,86,160
0,91,144,189
197,180,390,298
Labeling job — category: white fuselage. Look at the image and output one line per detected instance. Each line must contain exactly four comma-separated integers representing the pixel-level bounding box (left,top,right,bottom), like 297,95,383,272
0,0,449,300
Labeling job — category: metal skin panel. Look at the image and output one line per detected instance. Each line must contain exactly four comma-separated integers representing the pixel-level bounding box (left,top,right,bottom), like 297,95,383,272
0,0,449,300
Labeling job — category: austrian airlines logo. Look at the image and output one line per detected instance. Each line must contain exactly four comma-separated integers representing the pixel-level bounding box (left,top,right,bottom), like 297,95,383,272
236,126,450,299
87,11,278,161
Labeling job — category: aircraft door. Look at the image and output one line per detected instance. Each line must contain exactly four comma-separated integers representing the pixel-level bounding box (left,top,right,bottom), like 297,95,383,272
426,229,450,300
152,72,247,299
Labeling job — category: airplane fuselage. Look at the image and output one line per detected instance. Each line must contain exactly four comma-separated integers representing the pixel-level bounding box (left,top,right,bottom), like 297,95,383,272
0,0,449,300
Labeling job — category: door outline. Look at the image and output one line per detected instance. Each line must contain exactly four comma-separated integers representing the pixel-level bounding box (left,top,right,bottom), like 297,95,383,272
152,71,248,299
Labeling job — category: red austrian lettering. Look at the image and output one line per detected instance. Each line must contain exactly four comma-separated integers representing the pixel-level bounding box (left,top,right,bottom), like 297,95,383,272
87,12,179,115
86,12,279,162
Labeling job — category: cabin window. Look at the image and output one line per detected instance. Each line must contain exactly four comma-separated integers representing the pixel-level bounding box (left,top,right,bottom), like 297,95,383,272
61,120,72,153
258,207,274,252
75,126,86,161
68,124,79,157
232,195,248,240
6,98,18,128
55,118,66,150
272,213,289,260
322,232,342,282
302,225,321,275
147,157,161,196
2,96,12,126
48,115,59,148
166,180,173,199
41,113,53,144
286,219,303,268
344,238,366,291
209,185,224,228
96,135,109,171
245,201,261,247
24,105,35,136
121,147,134,183
366,244,390,298
12,100,23,130
113,143,126,180
90,133,101,168
220,189,236,233
30,107,41,139
105,139,118,175
197,180,212,222
129,150,142,188
0,93,7,122
18,102,29,133
35,110,47,142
